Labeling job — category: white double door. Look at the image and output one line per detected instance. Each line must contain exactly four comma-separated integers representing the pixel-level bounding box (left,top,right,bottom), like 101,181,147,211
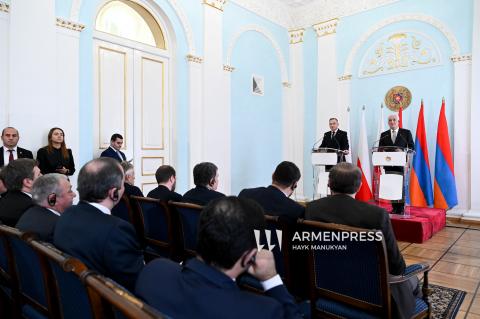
94,39,170,194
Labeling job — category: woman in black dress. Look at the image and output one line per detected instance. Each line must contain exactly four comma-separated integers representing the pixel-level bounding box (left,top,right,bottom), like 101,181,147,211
36,127,75,176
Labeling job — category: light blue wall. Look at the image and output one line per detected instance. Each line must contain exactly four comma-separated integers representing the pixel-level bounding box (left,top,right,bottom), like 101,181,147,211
303,28,318,199
224,2,289,194
230,31,283,194
55,0,72,18
223,2,289,73
74,0,192,193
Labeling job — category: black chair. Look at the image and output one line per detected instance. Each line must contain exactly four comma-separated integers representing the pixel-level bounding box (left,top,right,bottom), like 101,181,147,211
298,220,430,319
28,240,95,319
129,196,178,261
83,272,167,319
111,194,135,225
168,201,203,260
0,225,60,319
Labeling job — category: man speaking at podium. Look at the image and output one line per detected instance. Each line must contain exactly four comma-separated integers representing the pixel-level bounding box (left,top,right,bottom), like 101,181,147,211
379,114,414,214
319,118,349,168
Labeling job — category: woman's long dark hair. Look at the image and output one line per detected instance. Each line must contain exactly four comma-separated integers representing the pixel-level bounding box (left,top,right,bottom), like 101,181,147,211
47,127,69,159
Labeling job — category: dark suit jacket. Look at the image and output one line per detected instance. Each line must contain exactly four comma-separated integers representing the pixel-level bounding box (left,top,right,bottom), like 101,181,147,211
305,194,414,318
378,128,414,151
36,147,75,175
53,201,144,291
16,205,59,242
124,183,144,197
135,258,302,319
0,191,34,227
0,146,34,167
183,185,225,206
238,186,304,222
147,185,183,202
319,129,349,151
100,147,126,162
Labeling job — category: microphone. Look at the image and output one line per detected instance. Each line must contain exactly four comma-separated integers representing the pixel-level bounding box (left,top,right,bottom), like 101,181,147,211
371,133,390,149
312,136,324,151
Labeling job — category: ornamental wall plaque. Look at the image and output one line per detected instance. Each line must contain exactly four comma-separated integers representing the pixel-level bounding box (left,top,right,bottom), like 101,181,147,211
384,86,412,111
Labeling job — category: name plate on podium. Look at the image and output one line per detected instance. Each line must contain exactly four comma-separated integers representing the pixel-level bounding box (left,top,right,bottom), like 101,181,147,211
311,152,337,166
372,151,406,167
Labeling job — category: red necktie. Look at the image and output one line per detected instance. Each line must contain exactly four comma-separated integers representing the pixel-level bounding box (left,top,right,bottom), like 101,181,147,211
7,149,14,163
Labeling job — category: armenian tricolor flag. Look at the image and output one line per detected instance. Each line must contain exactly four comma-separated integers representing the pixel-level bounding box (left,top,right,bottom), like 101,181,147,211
434,98,458,209
409,100,433,207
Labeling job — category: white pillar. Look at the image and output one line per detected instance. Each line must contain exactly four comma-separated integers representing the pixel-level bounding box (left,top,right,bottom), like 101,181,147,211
466,0,480,219
202,0,230,194
313,19,339,139
288,29,305,199
9,0,56,150
187,54,204,188
0,3,9,129
55,19,84,195
449,55,471,218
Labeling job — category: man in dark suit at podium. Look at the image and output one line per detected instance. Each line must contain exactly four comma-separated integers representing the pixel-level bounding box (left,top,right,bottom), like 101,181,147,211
379,114,414,214
318,118,349,170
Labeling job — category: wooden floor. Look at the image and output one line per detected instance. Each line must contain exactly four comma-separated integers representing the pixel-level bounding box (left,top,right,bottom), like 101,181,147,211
399,220,480,318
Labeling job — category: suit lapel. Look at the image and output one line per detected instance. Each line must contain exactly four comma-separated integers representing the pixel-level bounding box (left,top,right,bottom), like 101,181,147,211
0,147,3,166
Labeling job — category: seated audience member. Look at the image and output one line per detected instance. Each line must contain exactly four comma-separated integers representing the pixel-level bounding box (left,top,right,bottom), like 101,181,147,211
1,126,34,167
0,167,7,197
16,173,75,242
305,162,418,319
100,133,126,162
147,165,182,201
239,161,304,222
135,196,302,319
120,161,143,197
53,157,144,291
183,162,225,205
0,159,41,226
36,127,75,176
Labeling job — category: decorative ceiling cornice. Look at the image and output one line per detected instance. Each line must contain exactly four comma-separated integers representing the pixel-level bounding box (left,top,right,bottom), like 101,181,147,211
313,18,338,37
289,28,305,44
232,0,401,29
186,54,203,64
0,2,9,13
203,0,227,11
56,18,85,32
451,54,472,63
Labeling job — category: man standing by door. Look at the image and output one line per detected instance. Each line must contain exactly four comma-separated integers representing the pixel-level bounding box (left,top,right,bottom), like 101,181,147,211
100,133,127,162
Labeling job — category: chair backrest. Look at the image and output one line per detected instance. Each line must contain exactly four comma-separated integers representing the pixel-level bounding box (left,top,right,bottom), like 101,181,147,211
263,215,291,284
130,196,176,259
168,201,203,260
29,240,95,319
84,273,167,319
111,194,135,225
297,220,391,318
0,224,60,319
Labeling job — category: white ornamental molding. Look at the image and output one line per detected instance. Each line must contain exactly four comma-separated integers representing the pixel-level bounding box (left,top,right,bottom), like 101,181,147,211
226,24,289,83
344,13,461,75
72,0,197,55
56,18,85,32
230,0,293,28
186,54,203,64
282,82,292,88
203,0,227,11
338,74,352,81
223,65,235,72
0,2,9,13
313,18,339,37
450,54,472,63
289,28,305,44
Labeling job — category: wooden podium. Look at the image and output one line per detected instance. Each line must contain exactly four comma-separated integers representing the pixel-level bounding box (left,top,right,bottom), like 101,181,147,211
311,148,343,198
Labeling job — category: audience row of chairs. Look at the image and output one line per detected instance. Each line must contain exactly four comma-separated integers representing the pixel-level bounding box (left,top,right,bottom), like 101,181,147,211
117,194,432,318
0,225,166,319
